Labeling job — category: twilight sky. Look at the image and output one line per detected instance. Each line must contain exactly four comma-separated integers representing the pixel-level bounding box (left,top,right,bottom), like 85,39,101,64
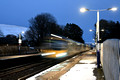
0,0,119,43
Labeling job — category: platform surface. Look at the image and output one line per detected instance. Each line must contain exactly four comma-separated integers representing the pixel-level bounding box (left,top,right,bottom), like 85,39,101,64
26,50,105,80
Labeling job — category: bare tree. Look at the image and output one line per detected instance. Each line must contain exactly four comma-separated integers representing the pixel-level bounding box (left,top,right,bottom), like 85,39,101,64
25,13,58,46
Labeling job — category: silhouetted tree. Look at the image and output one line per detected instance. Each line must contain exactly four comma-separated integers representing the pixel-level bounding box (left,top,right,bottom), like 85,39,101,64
6,34,17,39
64,23,84,43
25,13,60,46
94,19,120,43
6,34,18,44
0,34,18,45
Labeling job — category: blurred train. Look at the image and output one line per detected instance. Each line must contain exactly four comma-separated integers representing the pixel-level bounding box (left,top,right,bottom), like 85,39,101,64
40,34,91,58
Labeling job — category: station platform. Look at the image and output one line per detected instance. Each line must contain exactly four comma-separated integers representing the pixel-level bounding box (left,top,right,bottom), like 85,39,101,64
0,53,41,60
26,50,105,80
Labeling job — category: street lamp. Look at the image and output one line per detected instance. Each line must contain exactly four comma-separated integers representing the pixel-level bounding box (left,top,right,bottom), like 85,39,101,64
101,29,104,32
18,31,25,54
80,7,117,68
89,29,94,32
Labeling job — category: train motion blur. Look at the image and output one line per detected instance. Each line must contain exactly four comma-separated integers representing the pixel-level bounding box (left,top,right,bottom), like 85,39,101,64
40,34,90,58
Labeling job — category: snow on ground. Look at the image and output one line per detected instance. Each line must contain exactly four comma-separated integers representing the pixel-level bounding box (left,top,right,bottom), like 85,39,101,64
60,53,97,80
0,24,28,36
26,63,64,80
60,64,96,80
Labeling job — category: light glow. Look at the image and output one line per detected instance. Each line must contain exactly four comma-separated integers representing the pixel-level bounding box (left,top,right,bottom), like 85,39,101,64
109,7,117,11
21,31,25,34
89,29,93,32
101,29,104,32
56,52,67,57
41,52,56,56
51,34,62,39
80,8,88,13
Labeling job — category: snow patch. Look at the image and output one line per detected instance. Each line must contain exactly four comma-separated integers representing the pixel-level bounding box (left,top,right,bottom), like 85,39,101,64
0,24,28,36
60,64,97,80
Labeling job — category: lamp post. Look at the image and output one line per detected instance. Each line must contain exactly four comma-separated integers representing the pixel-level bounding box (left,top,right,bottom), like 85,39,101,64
80,7,117,68
18,31,24,54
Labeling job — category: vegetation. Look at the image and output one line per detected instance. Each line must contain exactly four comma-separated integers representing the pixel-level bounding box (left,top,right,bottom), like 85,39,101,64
25,13,63,46
63,23,84,43
0,13,120,56
25,13,84,46
94,19,120,43
0,34,18,45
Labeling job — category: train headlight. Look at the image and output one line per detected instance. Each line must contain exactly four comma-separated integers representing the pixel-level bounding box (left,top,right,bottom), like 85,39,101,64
41,52,56,56
56,52,67,57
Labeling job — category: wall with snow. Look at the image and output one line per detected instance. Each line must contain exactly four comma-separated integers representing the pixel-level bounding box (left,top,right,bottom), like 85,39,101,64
100,39,119,80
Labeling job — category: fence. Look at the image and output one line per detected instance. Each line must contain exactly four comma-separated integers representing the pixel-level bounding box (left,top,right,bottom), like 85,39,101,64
0,45,39,56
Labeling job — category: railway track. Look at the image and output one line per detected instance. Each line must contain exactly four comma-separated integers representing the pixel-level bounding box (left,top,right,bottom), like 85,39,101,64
0,51,86,80
0,58,59,80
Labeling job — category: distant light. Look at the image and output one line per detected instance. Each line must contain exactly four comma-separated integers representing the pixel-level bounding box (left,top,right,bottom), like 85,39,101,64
21,31,25,34
51,37,53,39
101,29,104,32
80,8,88,13
89,29,93,32
108,7,117,11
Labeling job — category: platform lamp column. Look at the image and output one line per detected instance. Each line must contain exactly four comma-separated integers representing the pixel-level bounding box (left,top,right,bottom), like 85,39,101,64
96,10,100,68
18,31,24,54
80,7,117,68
